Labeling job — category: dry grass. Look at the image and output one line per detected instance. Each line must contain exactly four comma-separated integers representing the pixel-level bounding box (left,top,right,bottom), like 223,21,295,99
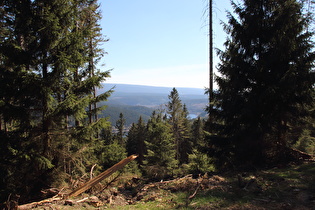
27,162,315,209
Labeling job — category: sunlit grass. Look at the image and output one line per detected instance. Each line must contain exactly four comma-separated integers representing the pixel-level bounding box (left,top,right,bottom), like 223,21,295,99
57,162,315,210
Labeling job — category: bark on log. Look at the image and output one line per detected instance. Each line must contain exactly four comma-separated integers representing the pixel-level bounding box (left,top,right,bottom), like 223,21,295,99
67,154,138,198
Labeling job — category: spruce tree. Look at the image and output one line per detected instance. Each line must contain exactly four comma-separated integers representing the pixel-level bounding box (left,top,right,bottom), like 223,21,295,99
189,117,214,174
179,104,192,163
144,112,178,179
212,0,315,165
0,0,112,202
167,88,191,164
191,117,206,149
127,123,137,154
100,125,114,145
115,112,126,145
126,116,147,165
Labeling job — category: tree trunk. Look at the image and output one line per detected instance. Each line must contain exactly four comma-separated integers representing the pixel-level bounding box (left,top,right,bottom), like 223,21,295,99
209,0,213,109
42,52,50,156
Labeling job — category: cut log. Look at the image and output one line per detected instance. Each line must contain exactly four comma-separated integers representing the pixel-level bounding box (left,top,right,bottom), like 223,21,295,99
67,154,138,198
17,154,137,209
18,197,62,210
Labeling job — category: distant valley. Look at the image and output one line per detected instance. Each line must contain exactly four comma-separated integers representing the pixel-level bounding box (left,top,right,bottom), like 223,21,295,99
98,83,208,126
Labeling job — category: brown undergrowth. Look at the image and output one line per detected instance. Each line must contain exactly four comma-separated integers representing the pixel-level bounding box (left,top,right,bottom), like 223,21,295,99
5,161,315,209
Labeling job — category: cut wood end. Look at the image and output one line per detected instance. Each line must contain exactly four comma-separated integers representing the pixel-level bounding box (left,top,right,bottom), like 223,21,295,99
130,154,138,159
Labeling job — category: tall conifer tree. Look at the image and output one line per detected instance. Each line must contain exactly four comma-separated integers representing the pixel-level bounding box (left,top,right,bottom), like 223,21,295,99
144,112,178,179
167,88,191,164
115,112,126,145
192,117,206,149
211,0,315,165
0,0,111,201
127,116,147,165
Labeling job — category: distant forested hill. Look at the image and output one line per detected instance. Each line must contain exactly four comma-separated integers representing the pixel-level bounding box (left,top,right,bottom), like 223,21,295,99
98,104,153,126
99,83,206,95
98,83,208,125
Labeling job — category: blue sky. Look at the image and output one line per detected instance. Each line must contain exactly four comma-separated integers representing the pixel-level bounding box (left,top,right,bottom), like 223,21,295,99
99,0,233,88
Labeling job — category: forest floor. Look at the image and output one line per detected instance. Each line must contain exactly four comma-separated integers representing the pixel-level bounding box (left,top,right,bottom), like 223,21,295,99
19,161,315,210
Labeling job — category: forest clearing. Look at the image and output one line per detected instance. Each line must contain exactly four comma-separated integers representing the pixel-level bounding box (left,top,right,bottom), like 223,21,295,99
10,161,315,209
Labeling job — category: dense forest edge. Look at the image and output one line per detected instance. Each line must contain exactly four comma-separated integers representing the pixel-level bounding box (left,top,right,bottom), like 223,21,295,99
0,0,315,209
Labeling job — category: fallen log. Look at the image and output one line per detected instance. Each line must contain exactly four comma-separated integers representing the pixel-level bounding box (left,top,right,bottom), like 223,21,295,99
17,196,62,210
290,148,314,161
17,154,138,209
67,154,138,198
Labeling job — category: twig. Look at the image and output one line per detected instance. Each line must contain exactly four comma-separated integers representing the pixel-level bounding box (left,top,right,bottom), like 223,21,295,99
188,182,201,199
50,187,65,199
157,174,193,185
76,197,89,203
186,179,201,207
6,193,11,203
90,164,97,180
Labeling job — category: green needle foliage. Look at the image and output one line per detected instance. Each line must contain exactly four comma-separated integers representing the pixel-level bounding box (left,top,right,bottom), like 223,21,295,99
0,0,111,203
209,0,315,168
127,116,147,165
144,111,178,180
167,88,192,164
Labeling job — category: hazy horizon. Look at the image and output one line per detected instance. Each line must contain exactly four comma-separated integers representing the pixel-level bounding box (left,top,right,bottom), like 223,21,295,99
104,82,208,90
